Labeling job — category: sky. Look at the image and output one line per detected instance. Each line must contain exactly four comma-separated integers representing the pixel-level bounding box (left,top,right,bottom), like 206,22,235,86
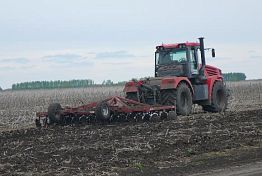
0,0,261,89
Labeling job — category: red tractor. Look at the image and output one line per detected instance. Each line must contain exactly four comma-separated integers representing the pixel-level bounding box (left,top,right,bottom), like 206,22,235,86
36,37,227,126
124,37,227,115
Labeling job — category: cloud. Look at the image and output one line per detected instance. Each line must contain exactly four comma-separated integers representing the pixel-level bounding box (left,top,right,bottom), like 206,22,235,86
103,61,133,65
0,65,35,71
212,56,231,61
95,50,135,59
249,55,262,59
42,53,94,67
43,54,84,63
0,66,13,71
0,58,29,64
248,50,257,54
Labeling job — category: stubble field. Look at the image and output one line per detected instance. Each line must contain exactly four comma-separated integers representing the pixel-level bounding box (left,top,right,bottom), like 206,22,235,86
0,80,261,175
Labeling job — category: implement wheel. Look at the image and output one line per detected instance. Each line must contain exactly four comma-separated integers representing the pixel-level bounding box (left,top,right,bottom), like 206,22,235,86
95,102,111,121
48,103,62,124
203,81,227,112
176,83,192,115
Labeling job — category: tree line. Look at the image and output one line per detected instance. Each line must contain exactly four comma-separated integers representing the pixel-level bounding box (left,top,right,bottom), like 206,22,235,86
223,72,246,81
11,79,126,90
2,72,247,90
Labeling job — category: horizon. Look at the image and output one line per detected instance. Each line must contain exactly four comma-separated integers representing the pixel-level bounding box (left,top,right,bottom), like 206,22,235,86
2,73,259,90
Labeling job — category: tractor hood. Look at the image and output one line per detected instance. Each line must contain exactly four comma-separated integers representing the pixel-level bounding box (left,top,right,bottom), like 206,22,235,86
124,76,192,93
156,64,186,77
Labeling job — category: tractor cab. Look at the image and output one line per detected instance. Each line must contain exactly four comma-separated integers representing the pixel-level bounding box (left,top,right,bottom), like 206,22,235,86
155,42,201,78
155,38,216,81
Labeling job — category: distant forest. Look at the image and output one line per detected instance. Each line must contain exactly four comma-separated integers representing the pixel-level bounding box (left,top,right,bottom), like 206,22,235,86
2,72,246,90
223,72,246,81
11,79,126,90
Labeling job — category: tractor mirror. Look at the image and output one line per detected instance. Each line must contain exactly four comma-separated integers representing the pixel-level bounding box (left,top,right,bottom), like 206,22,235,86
212,48,216,57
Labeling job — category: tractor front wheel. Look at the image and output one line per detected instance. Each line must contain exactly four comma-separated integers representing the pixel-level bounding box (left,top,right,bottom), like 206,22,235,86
203,81,227,112
176,83,192,115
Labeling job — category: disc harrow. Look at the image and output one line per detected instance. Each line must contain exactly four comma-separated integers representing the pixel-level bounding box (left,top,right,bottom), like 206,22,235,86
35,96,176,127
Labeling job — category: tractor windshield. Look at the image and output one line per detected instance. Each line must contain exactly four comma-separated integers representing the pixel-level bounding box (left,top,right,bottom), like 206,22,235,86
156,49,187,65
155,49,188,77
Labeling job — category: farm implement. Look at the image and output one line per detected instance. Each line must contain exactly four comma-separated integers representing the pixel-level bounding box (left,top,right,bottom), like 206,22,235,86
36,37,228,127
35,96,176,127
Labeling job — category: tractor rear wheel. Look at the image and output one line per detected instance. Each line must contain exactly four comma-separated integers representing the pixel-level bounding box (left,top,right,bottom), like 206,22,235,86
48,103,62,124
95,102,111,121
176,83,192,115
203,81,227,112
161,89,176,105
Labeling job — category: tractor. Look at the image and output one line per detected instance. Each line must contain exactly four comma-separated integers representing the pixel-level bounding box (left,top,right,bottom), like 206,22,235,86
124,37,227,115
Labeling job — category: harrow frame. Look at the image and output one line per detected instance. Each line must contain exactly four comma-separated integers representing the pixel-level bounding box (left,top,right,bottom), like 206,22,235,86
36,96,176,127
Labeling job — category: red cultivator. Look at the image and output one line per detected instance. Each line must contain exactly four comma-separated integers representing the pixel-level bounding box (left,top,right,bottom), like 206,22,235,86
35,96,176,127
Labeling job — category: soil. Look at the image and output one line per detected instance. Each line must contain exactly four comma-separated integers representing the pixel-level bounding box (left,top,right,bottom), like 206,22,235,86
0,109,261,176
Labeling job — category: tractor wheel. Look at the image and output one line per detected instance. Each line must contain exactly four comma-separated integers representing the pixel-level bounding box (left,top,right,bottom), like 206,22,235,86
48,103,62,124
126,92,138,102
176,83,192,115
161,89,176,105
95,102,111,121
203,81,227,112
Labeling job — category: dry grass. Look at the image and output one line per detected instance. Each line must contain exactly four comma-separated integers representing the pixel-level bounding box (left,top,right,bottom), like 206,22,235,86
0,86,123,130
227,80,262,111
0,80,261,130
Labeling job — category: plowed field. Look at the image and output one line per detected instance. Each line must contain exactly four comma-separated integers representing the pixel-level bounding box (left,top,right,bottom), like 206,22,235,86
0,81,261,175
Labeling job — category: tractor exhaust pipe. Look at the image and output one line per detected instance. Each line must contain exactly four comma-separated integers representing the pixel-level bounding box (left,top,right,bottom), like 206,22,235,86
199,37,206,66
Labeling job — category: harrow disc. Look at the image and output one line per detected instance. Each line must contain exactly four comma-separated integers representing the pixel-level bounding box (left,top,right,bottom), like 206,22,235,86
142,113,150,121
150,113,159,122
160,111,168,120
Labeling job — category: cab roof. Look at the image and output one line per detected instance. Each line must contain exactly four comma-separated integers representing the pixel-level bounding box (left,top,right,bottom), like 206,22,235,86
156,42,200,49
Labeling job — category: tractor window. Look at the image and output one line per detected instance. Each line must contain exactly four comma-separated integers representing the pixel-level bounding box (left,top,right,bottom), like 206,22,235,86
190,49,199,74
155,52,160,65
157,50,187,65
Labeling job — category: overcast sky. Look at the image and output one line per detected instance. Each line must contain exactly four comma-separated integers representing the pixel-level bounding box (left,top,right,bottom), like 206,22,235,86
0,0,261,89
